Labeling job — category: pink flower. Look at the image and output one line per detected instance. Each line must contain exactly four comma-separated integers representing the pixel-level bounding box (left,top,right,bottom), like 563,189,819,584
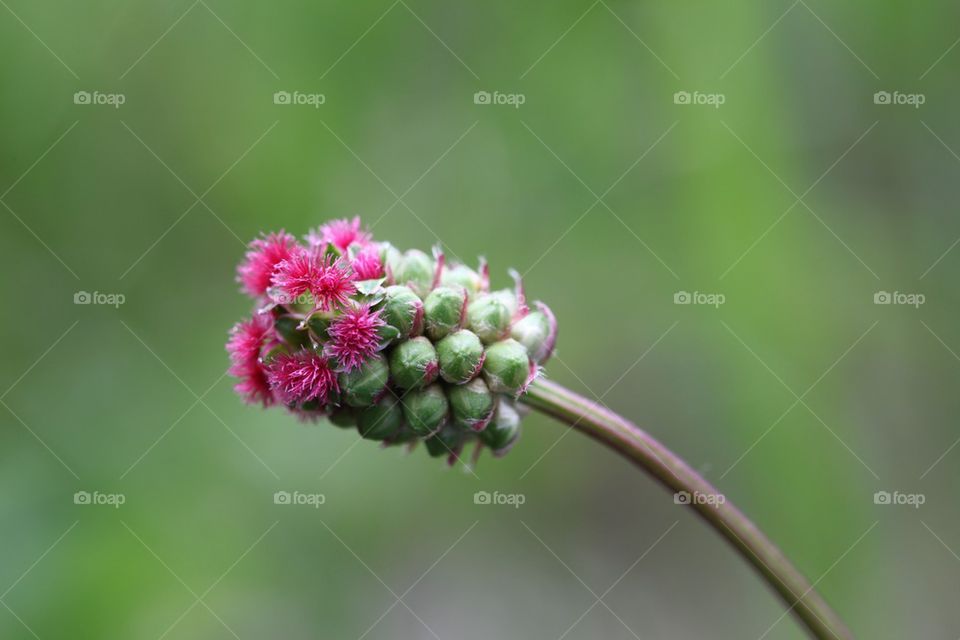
226,314,276,406
266,350,339,406
237,232,300,298
271,252,356,311
325,304,385,371
312,217,371,253
351,247,384,280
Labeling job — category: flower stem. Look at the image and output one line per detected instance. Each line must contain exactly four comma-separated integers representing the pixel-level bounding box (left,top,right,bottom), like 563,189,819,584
520,378,853,640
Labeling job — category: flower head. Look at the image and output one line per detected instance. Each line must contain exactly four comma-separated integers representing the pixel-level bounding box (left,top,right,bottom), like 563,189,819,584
325,304,386,371
226,314,276,406
237,232,300,298
352,246,384,280
271,252,356,310
229,218,556,466
310,216,371,253
266,350,339,405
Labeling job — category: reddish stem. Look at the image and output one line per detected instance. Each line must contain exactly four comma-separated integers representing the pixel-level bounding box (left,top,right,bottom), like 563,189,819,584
520,378,854,640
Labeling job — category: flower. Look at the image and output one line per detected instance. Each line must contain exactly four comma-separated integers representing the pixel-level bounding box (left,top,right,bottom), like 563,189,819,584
310,216,371,252
226,314,276,406
325,304,386,371
266,351,339,405
352,246,384,280
228,217,557,465
271,252,356,310
237,232,300,298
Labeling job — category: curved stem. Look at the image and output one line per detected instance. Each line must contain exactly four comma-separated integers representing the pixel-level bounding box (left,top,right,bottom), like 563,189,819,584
519,378,853,640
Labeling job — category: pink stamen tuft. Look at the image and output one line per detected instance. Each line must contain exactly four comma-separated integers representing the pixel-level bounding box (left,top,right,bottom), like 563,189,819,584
266,350,339,406
325,304,386,371
313,217,371,253
478,257,490,293
237,232,300,298
226,314,276,406
352,246,384,280
432,245,445,290
509,268,529,318
272,252,357,310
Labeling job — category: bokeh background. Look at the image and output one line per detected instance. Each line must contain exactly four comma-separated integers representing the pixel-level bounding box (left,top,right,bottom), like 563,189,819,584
1,1,958,638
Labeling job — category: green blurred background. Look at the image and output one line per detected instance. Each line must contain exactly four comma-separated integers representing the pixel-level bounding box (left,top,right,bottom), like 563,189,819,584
1,1,958,637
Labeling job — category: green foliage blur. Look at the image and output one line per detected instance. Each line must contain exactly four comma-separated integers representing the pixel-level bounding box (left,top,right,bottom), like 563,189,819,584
1,1,958,637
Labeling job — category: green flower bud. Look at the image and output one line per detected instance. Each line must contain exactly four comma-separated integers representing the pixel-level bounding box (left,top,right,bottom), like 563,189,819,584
440,264,483,295
394,249,434,297
482,339,533,395
389,336,439,390
424,424,466,459
388,424,420,444
402,384,448,436
488,289,519,318
338,354,390,407
328,406,358,429
435,329,485,384
510,302,558,364
480,398,521,454
423,286,467,341
357,395,405,441
381,285,423,339
448,377,495,431
466,295,512,344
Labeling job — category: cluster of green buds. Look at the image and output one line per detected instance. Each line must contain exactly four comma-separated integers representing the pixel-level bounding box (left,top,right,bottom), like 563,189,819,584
333,246,557,462
228,218,557,465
